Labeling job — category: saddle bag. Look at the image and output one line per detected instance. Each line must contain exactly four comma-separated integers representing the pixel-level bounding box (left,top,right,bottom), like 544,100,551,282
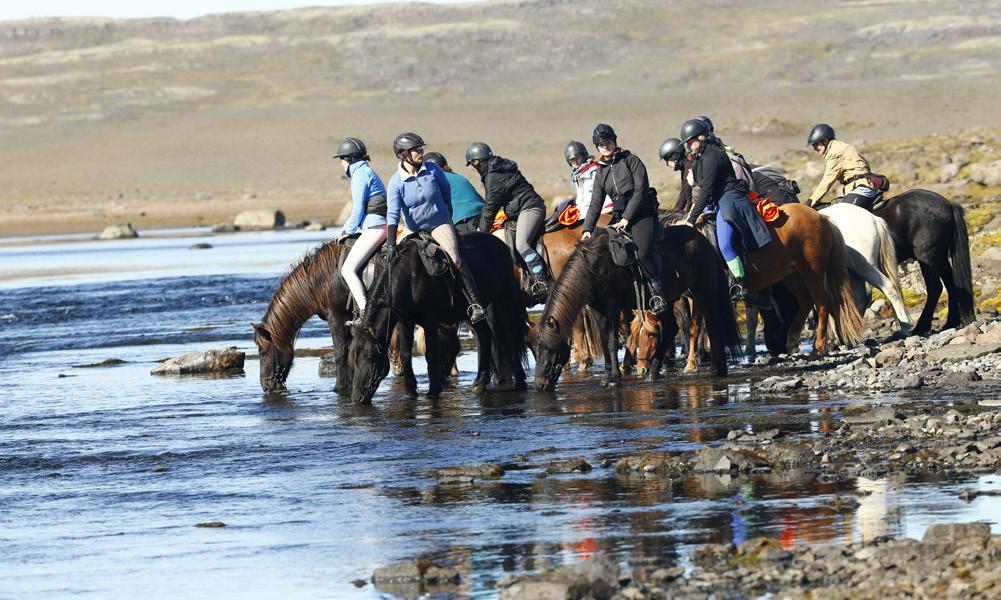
865,173,891,192
607,229,638,267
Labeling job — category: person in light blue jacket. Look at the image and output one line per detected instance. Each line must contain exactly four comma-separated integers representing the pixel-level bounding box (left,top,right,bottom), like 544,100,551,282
423,151,483,233
333,137,387,319
385,132,485,323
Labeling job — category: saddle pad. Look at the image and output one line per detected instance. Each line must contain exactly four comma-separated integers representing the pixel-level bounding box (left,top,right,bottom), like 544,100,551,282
607,229,638,267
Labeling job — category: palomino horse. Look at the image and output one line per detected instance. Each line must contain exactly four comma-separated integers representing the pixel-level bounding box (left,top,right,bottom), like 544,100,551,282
875,190,974,334
349,231,528,403
253,240,353,394
531,225,742,391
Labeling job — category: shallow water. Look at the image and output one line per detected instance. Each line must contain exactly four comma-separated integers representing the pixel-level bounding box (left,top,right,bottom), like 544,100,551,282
1,230,999,599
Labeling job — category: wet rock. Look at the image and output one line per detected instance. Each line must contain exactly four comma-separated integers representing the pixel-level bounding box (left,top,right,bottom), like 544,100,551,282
211,223,240,233
72,358,127,368
318,351,337,378
151,347,245,375
758,442,815,467
499,553,619,600
234,209,285,229
433,463,504,483
615,453,683,475
895,374,924,390
843,405,901,425
98,223,139,239
189,242,212,249
194,521,225,528
304,222,325,231
922,522,991,544
757,375,803,391
372,558,461,598
693,446,769,473
351,579,367,588
544,457,592,474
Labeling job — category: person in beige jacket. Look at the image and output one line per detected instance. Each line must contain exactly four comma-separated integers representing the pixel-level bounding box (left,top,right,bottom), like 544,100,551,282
805,123,880,210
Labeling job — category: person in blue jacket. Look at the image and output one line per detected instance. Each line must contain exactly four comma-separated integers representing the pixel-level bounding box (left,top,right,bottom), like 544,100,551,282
385,133,485,323
333,137,387,320
423,151,483,233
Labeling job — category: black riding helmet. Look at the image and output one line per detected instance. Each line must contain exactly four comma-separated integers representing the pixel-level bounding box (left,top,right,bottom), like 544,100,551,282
591,123,617,146
658,137,684,169
464,141,493,166
680,118,711,143
695,115,715,133
424,152,447,168
564,140,588,165
807,123,836,146
393,132,425,158
333,137,367,160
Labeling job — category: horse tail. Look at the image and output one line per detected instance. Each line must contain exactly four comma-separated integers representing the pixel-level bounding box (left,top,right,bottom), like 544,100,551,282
581,307,605,361
489,263,531,380
413,326,426,356
948,201,976,325
822,219,864,347
710,256,744,362
873,216,901,291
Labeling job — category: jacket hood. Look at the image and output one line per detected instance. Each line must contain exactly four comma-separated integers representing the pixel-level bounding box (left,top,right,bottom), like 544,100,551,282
486,156,519,174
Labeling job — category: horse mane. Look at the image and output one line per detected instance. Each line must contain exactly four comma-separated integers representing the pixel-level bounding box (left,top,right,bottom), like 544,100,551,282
534,234,599,346
262,240,343,352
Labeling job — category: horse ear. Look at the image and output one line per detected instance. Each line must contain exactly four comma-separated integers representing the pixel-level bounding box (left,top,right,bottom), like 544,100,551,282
252,323,272,342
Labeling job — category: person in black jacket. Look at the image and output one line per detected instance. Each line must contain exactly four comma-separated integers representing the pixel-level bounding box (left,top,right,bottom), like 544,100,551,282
466,141,550,300
679,119,773,302
581,123,666,316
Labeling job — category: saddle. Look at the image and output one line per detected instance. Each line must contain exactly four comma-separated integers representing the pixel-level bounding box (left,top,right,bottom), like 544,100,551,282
401,231,454,278
338,234,376,285
544,199,582,233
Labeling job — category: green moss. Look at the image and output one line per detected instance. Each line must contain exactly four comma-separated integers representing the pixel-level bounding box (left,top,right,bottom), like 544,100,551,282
964,201,999,232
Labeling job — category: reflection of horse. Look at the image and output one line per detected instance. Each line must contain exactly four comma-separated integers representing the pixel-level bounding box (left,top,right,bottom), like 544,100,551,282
874,190,974,334
253,241,353,394
531,226,741,391
349,232,528,403
743,203,911,355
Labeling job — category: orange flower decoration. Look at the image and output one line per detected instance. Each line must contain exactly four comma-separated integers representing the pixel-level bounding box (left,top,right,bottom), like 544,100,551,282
489,208,508,232
558,203,581,226
757,198,781,223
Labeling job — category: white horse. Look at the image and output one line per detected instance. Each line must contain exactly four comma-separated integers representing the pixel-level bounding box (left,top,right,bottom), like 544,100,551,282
745,203,911,355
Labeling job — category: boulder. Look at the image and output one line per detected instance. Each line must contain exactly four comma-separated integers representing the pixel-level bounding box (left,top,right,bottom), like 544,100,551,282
545,457,592,474
976,325,1001,346
757,375,804,391
970,160,1001,187
922,522,992,544
233,209,285,229
304,222,326,232
499,553,620,600
844,405,901,425
928,342,1001,363
433,464,504,483
693,446,769,473
151,347,245,375
98,223,139,239
874,347,903,367
318,351,337,377
939,162,962,183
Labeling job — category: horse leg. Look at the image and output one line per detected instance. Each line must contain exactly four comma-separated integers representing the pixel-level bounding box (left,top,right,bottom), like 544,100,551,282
601,305,622,387
684,303,702,374
745,304,758,357
678,297,692,360
330,317,353,396
397,323,419,398
914,261,942,335
799,273,834,355
621,310,636,375
470,320,494,393
781,276,814,355
570,315,589,374
648,310,674,381
937,257,963,330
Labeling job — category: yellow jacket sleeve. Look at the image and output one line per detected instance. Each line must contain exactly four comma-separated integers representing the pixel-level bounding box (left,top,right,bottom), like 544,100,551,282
809,147,843,203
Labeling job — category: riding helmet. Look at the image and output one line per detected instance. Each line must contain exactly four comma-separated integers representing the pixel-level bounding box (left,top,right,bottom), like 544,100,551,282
680,118,711,143
393,132,425,157
564,140,588,164
333,137,367,160
658,137,684,165
807,123,836,146
423,152,448,168
591,123,617,146
695,115,715,133
464,141,493,166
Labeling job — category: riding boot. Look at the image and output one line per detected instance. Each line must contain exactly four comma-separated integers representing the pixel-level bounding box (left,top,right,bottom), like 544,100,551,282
458,265,486,324
730,276,750,302
648,277,668,317
524,251,550,303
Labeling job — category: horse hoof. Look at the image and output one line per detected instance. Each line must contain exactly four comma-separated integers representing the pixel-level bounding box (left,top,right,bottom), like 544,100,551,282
471,383,486,393
607,380,619,388
683,365,697,374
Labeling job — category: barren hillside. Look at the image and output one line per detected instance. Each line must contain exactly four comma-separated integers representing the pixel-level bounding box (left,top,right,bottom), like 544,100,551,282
1,0,1000,235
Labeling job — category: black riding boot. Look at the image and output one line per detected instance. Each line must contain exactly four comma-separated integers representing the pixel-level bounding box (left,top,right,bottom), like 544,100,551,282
524,252,550,303
730,276,749,302
459,266,486,324
648,277,668,317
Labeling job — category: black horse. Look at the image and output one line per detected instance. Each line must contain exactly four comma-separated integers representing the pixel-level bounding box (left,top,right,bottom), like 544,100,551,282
531,226,742,391
875,189,974,334
760,189,975,346
349,231,529,403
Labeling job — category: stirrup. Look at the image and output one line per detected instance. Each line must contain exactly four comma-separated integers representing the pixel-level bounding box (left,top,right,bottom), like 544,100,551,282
467,303,486,324
729,283,748,302
649,294,668,316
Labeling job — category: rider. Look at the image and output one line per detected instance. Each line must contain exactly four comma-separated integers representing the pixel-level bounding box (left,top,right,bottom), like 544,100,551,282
467,141,550,300
581,123,667,316
565,140,612,220
697,115,757,195
805,123,879,210
333,137,387,318
423,151,484,233
386,132,486,324
658,137,691,213
680,118,773,302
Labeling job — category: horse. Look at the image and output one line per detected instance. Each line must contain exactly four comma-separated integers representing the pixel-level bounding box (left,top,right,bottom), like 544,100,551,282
252,240,353,394
742,203,911,356
349,231,529,404
874,189,974,334
531,225,742,391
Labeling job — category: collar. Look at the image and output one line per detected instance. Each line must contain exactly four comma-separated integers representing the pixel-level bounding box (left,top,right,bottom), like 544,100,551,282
348,160,368,177
398,162,429,180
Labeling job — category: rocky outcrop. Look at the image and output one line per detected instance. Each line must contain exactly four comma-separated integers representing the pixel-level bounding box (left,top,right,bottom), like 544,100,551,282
98,223,138,239
233,209,285,229
150,347,245,375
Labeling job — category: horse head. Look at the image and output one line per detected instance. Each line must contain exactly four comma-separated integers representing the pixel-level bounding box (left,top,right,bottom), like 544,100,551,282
630,310,661,377
531,315,570,392
349,319,391,404
253,322,293,393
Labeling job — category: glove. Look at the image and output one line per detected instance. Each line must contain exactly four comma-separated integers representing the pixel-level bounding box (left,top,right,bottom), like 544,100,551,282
385,225,398,261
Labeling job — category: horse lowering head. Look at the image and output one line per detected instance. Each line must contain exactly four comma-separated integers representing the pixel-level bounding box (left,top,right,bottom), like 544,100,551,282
531,315,571,391
629,310,662,377
349,323,391,403
253,323,293,393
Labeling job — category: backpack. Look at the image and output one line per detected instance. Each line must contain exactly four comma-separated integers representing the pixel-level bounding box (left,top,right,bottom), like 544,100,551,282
751,165,801,205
